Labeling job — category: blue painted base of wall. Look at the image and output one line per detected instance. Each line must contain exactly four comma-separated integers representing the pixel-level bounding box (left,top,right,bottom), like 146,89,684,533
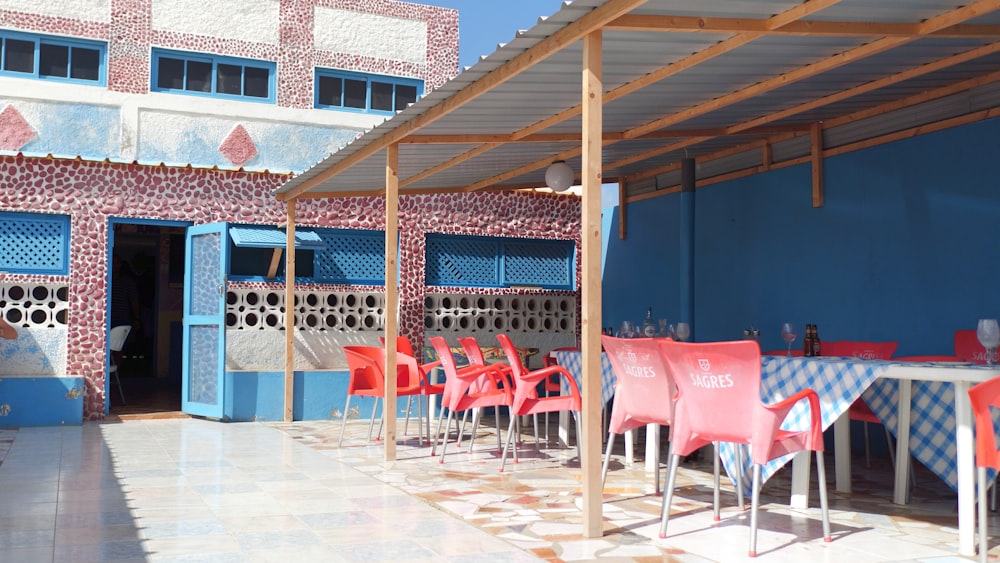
222,370,426,423
0,377,84,427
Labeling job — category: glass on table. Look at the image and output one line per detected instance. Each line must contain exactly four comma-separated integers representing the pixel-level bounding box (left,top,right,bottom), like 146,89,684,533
675,322,690,342
618,320,635,338
781,323,797,357
977,319,1000,366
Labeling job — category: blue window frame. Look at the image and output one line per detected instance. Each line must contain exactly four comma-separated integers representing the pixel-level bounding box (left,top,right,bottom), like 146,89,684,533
151,49,275,103
0,211,71,275
426,234,574,290
0,30,105,85
315,68,422,114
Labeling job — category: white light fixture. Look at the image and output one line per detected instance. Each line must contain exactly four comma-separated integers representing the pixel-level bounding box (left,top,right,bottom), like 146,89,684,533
545,160,574,192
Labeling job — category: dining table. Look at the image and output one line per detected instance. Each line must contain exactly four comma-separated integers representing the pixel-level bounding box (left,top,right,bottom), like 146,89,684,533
554,348,1000,557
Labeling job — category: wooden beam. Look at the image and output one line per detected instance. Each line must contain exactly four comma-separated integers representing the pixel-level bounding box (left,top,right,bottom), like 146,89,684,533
400,124,811,144
617,179,627,240
278,0,647,201
384,143,399,462
283,200,295,423
266,248,283,280
580,28,604,540
810,122,824,207
762,142,772,172
606,14,1000,38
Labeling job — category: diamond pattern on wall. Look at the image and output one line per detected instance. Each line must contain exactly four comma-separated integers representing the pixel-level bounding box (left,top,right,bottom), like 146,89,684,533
219,124,258,167
0,105,36,151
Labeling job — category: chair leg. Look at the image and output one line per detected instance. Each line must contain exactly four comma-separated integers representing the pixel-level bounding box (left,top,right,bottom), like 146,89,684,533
863,421,872,468
500,415,517,472
713,442,721,521
431,404,449,456
574,412,583,462
113,367,126,405
338,396,353,447
368,398,380,442
816,450,831,542
749,463,762,557
979,466,989,563
659,452,681,538
601,432,616,488
438,410,456,463
735,445,745,509
403,396,412,436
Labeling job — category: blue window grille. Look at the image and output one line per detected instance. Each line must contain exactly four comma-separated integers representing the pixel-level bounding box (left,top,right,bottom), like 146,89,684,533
426,234,574,290
313,228,385,285
0,212,70,275
151,48,275,103
314,68,423,115
0,30,106,85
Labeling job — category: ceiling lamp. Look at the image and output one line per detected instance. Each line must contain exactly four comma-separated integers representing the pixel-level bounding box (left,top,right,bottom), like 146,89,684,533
545,161,574,192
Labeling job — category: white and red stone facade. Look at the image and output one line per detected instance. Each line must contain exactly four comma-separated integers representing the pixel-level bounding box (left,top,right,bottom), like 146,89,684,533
0,1,582,420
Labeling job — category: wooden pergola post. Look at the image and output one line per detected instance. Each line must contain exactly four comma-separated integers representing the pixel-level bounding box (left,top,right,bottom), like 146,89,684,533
580,28,604,539
384,143,400,461
283,200,295,422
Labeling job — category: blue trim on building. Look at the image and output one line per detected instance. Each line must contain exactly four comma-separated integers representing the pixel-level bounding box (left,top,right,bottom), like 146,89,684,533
0,377,84,427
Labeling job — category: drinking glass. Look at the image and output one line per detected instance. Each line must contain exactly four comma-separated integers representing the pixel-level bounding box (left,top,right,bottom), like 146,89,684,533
658,318,669,337
618,320,635,338
977,319,1000,366
781,323,797,357
675,322,691,342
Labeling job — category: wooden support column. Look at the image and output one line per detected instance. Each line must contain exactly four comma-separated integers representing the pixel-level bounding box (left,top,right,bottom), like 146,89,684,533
617,178,627,240
762,142,772,172
384,143,399,462
811,122,825,207
283,200,295,422
581,28,603,539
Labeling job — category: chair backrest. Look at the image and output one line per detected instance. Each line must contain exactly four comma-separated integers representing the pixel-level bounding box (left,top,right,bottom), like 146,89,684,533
458,337,487,366
955,329,988,364
109,325,131,352
495,334,538,400
429,336,499,408
601,335,675,433
821,340,898,360
343,345,421,394
377,335,417,358
969,376,1000,470
656,339,762,452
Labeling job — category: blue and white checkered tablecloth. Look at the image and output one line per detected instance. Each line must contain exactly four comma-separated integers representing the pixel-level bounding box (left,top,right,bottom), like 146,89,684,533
862,362,1000,492
719,356,889,497
551,350,617,406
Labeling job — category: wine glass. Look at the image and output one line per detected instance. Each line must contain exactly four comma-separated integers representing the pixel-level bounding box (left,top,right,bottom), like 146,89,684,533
618,320,635,338
977,319,1000,366
781,323,797,357
675,322,691,342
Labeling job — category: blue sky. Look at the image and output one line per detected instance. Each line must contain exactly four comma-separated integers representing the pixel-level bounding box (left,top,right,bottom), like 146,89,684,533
415,1,567,69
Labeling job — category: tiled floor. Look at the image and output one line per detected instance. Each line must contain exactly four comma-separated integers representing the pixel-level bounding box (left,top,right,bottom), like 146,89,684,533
0,415,992,562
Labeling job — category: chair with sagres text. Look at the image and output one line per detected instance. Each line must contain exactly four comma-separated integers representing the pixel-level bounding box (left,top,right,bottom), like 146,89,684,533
656,339,830,557
968,376,1000,563
823,340,899,469
600,335,675,493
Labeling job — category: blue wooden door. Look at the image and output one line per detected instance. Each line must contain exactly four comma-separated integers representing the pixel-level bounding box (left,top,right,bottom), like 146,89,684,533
182,223,228,418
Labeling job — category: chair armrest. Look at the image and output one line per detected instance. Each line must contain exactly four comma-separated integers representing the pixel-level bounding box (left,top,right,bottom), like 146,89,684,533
761,388,823,449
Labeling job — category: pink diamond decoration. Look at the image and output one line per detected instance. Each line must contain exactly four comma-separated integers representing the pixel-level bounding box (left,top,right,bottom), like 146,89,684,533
219,124,258,167
0,105,36,151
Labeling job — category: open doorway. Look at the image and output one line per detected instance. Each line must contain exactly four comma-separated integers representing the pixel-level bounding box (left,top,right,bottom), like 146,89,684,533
108,219,189,417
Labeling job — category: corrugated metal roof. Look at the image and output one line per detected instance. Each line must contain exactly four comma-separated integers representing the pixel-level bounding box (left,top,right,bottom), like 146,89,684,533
275,0,1000,201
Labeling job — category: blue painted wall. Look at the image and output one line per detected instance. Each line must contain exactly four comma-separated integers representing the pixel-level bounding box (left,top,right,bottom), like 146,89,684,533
0,377,84,427
603,117,1000,357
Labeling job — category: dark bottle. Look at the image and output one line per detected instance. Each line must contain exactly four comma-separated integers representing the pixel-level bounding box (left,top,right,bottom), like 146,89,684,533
803,324,814,357
812,324,822,356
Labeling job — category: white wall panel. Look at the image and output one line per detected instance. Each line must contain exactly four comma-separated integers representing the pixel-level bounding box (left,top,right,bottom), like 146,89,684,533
315,8,426,65
152,0,279,44
0,0,109,23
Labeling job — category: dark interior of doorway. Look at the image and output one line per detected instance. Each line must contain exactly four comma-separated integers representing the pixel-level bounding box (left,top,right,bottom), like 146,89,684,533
109,223,186,417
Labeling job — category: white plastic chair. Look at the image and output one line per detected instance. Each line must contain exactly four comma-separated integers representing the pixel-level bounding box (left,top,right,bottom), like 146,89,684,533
109,325,131,405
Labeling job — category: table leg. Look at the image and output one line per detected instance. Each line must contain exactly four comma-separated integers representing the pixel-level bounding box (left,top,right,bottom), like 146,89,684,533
645,423,659,473
833,412,851,494
790,450,811,509
953,380,975,556
893,379,912,505
625,428,635,466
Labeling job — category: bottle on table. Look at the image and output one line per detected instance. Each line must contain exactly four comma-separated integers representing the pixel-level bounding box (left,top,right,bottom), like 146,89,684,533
803,324,814,357
812,323,822,356
641,307,657,338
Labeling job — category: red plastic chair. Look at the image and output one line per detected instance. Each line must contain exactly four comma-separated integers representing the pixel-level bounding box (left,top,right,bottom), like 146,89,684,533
969,376,1000,563
600,335,675,493
428,336,512,466
339,346,427,447
380,335,443,443
656,339,830,557
458,336,520,448
496,333,582,472
824,340,899,468
956,329,989,364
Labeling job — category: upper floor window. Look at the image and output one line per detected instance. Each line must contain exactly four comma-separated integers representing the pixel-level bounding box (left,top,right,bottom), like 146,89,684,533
151,49,275,103
0,30,105,85
315,68,422,115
